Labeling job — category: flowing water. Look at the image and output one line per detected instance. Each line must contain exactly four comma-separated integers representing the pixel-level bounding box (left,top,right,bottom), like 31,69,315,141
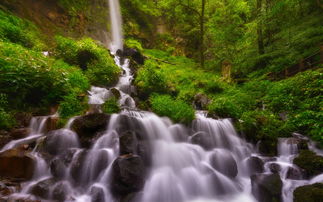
1,0,323,201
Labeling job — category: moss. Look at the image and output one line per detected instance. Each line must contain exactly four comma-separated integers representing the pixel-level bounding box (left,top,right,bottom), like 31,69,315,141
293,150,323,178
102,98,121,114
294,183,323,202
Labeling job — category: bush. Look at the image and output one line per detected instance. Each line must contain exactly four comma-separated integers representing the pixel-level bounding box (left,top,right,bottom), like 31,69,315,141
102,97,120,114
0,42,90,112
135,60,170,98
54,36,120,86
0,10,44,49
0,94,15,129
58,92,88,118
150,94,195,124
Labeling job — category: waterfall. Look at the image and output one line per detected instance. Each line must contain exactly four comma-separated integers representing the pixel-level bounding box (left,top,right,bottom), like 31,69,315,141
108,0,123,53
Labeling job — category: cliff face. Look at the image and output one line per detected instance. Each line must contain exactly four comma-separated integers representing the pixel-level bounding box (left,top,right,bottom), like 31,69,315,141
0,0,111,46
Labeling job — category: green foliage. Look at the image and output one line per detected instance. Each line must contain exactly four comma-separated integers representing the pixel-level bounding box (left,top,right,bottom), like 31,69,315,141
0,41,90,112
0,94,15,129
125,38,143,52
150,94,195,124
58,92,88,118
57,0,89,16
0,10,44,49
54,36,120,86
102,98,120,114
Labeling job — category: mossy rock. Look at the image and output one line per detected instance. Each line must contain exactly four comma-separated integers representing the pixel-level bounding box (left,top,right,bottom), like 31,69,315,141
294,183,323,202
293,150,323,178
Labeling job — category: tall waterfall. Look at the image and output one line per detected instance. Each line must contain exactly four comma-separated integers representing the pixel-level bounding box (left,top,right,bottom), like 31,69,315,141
108,0,123,53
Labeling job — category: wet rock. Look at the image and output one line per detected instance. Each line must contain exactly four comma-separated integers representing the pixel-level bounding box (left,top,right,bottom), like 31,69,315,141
0,182,13,196
0,148,34,180
44,116,59,133
210,151,238,178
286,137,308,150
29,178,55,199
90,185,105,202
293,183,323,202
52,182,70,201
70,150,87,184
44,129,79,156
111,154,145,196
10,128,30,139
293,150,323,178
251,173,282,202
258,139,277,156
0,130,11,148
193,93,210,110
50,158,66,179
246,156,264,174
119,131,137,155
269,163,281,174
13,112,32,128
190,131,212,150
286,166,303,180
122,48,145,65
110,88,121,99
136,140,152,166
71,113,110,147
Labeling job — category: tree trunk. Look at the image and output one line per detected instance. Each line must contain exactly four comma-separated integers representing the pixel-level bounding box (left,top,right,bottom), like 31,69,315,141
200,0,206,68
257,0,265,55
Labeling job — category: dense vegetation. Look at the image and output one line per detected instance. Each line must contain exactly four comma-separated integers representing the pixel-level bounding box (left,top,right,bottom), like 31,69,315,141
0,0,322,146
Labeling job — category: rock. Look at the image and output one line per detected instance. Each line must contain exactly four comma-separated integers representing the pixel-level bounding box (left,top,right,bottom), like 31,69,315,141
251,173,282,202
110,88,121,99
286,137,308,151
193,93,210,110
90,185,105,202
13,112,32,128
52,182,70,201
71,113,110,147
286,166,303,180
136,140,152,167
269,163,281,174
246,156,264,174
50,158,66,179
258,139,277,156
29,178,55,199
0,148,34,180
119,131,137,155
10,128,30,139
209,151,238,178
293,183,323,202
293,150,323,178
0,182,13,196
44,129,79,156
111,154,145,196
44,116,59,133
0,130,11,148
70,150,87,184
190,131,212,150
122,48,145,65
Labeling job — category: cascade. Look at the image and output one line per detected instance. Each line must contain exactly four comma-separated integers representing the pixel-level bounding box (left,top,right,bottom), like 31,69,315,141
1,1,323,202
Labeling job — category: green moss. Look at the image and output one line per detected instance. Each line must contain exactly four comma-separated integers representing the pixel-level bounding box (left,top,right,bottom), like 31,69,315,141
294,183,323,202
293,150,323,178
54,36,121,87
102,98,121,114
125,38,143,52
150,94,195,124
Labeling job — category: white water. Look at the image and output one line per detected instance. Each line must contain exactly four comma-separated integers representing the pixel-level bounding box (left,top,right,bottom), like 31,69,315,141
108,0,123,53
2,1,323,202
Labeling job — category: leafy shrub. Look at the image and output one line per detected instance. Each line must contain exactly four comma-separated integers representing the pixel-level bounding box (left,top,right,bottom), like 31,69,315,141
135,60,170,98
102,97,120,114
58,92,88,118
0,94,15,129
54,36,120,86
0,42,90,111
0,10,44,49
125,38,143,52
150,94,195,124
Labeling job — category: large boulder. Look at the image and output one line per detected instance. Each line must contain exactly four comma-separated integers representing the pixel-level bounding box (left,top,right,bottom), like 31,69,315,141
70,150,88,184
286,166,304,180
119,131,137,155
71,113,110,147
50,158,66,179
90,185,105,202
29,178,55,199
251,173,282,202
293,183,323,202
0,148,34,180
121,48,145,65
209,150,238,178
111,154,145,196
190,131,213,150
246,156,264,175
258,139,277,157
44,129,79,156
52,182,71,201
293,150,323,178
